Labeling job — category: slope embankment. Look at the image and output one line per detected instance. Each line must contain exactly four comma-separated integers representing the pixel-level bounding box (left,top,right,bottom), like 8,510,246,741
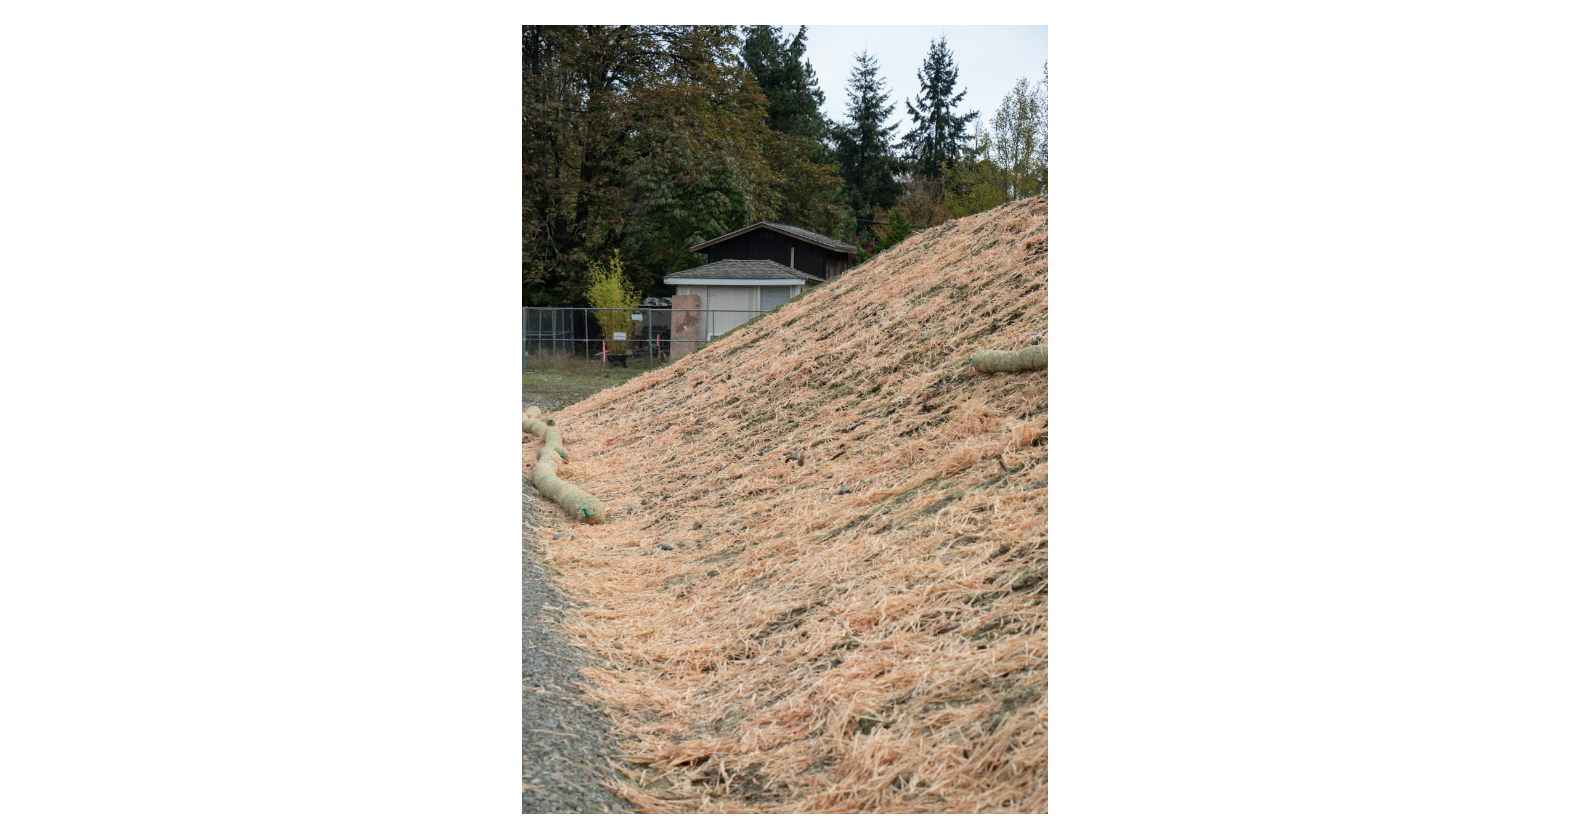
525,197,1047,813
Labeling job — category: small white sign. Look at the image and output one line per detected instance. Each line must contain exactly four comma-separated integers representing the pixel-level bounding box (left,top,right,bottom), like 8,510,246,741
612,332,627,341
631,314,643,321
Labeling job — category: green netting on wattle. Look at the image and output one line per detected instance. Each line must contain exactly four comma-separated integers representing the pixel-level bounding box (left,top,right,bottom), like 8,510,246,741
531,446,606,523
523,414,604,524
523,417,569,462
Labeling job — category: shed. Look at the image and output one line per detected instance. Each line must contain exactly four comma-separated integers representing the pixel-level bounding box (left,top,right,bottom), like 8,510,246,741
689,222,855,281
663,259,822,339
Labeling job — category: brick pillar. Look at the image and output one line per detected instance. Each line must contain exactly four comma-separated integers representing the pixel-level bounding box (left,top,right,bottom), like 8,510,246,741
670,294,702,360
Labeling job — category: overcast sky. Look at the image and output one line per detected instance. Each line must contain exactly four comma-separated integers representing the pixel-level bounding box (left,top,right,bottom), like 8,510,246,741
776,25,1048,139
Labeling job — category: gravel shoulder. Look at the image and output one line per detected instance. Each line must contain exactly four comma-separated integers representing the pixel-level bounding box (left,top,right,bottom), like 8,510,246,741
522,477,631,814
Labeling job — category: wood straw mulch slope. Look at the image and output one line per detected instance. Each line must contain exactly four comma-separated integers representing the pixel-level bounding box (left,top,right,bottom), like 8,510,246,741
528,197,1046,813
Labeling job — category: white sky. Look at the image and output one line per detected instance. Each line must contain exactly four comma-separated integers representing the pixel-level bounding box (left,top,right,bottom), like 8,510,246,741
777,25,1048,139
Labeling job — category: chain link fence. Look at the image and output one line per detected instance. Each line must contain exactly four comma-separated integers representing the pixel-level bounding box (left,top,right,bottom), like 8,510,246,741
522,307,770,372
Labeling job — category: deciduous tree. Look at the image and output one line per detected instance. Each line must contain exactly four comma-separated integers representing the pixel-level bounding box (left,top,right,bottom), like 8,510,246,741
1040,59,1048,173
989,75,1048,201
941,63,1048,218
521,26,843,306
892,177,952,229
583,250,637,354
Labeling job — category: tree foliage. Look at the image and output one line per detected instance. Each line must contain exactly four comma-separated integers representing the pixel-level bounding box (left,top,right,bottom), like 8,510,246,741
877,208,914,250
830,51,903,237
988,74,1048,199
942,143,1010,218
734,26,844,234
942,62,1047,218
740,26,827,143
522,25,844,307
583,250,637,353
1040,59,1048,171
901,36,980,181
892,176,953,229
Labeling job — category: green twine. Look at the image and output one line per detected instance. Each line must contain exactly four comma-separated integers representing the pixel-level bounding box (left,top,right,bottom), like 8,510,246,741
524,415,606,524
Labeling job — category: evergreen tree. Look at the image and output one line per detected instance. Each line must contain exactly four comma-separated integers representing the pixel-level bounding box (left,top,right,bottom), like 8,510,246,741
830,51,902,236
737,25,844,233
877,208,914,250
901,36,980,180
740,26,827,143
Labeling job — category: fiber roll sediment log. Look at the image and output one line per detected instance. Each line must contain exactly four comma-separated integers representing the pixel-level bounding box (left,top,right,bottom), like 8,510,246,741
971,345,1048,374
522,417,569,462
523,414,605,523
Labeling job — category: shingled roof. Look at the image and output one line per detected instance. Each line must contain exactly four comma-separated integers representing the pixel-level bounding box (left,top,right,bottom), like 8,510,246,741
690,222,855,254
663,259,823,284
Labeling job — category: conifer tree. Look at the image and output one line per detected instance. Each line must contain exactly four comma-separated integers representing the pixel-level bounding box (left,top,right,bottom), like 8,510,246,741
878,208,914,250
830,50,902,236
736,25,843,233
901,36,980,181
740,25,827,143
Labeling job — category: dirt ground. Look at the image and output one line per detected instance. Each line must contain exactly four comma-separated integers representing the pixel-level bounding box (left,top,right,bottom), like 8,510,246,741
522,368,646,414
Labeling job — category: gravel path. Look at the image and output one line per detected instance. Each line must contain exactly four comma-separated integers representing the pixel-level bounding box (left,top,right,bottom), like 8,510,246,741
522,477,631,814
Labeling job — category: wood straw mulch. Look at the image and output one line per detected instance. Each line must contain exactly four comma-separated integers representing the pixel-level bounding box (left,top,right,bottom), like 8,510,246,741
526,197,1047,813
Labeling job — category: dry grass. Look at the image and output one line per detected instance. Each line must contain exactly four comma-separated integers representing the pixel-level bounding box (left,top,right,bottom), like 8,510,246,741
524,197,1047,813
